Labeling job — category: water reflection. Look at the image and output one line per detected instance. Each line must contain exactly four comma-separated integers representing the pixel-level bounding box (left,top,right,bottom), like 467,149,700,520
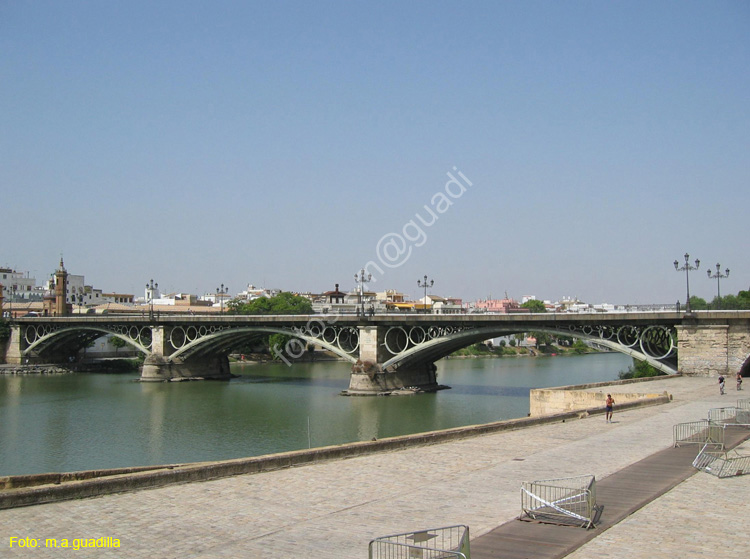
0,353,632,475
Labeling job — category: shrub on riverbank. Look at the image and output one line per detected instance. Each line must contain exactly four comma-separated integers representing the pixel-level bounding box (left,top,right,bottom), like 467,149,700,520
618,358,664,379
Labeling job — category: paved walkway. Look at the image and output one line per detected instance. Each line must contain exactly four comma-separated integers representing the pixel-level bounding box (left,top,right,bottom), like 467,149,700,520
1,377,747,558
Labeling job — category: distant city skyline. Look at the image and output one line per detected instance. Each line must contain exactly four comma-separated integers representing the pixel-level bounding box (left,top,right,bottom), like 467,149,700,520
0,256,739,308
3,2,748,305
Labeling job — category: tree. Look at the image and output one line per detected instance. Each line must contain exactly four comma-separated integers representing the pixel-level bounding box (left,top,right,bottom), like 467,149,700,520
572,339,589,354
711,289,750,310
618,358,662,379
521,299,546,313
109,335,128,355
687,296,708,311
228,292,313,315
530,331,552,348
228,293,313,361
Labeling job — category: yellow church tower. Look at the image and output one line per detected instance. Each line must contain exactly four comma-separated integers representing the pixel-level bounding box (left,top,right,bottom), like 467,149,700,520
54,257,69,316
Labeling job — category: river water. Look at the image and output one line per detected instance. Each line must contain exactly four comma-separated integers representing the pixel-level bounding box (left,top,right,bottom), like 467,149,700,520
0,353,632,476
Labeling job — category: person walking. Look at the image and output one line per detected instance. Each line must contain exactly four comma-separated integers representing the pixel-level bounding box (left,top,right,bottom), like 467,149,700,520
737,372,743,391
605,394,615,423
718,375,725,395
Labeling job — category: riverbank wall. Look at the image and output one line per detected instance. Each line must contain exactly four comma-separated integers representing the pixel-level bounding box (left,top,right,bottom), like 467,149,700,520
529,375,677,416
0,376,673,510
0,360,140,375
0,364,73,375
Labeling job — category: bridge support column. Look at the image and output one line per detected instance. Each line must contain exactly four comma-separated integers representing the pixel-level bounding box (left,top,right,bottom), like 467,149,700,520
141,326,232,382
3,325,23,365
675,323,750,377
346,361,443,395
344,326,447,395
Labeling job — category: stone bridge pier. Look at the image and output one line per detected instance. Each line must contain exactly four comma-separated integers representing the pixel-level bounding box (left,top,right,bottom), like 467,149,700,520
676,320,750,377
344,325,445,395
141,325,232,382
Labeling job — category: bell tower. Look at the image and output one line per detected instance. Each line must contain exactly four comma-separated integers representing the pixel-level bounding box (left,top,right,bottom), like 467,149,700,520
55,257,69,316
0,283,4,318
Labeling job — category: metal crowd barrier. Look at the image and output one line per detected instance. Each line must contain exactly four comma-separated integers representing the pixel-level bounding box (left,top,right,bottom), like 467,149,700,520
738,399,750,410
673,420,724,449
520,474,598,529
369,525,470,559
708,407,750,426
693,443,750,478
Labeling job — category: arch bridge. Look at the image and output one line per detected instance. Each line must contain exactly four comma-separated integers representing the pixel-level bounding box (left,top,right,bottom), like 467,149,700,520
4,312,749,395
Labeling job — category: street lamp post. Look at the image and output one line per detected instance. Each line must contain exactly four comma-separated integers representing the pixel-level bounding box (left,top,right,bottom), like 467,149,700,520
216,284,228,314
9,284,17,319
417,275,434,314
354,269,371,317
674,253,700,313
707,263,729,309
146,279,158,320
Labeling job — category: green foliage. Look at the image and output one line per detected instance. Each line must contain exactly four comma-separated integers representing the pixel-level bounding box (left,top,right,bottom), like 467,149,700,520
267,333,308,361
710,289,750,310
226,293,312,359
530,331,552,348
685,288,750,311
521,299,546,313
228,292,313,315
687,296,708,311
109,336,128,352
572,339,589,354
452,342,495,357
618,358,663,379
0,319,9,344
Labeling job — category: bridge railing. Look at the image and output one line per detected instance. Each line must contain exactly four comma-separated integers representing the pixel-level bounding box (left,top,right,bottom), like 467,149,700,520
673,420,725,449
368,525,470,559
520,474,598,529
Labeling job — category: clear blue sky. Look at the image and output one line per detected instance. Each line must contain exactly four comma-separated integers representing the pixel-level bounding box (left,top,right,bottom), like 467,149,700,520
2,1,748,304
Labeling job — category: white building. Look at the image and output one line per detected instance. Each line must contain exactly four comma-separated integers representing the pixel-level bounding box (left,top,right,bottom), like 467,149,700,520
231,284,279,303
0,268,37,300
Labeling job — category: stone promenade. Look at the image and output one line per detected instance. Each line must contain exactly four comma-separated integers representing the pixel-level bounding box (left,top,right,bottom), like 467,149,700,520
1,376,747,558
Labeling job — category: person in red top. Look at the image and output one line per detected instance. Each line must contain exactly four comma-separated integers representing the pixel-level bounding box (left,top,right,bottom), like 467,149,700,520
605,394,615,423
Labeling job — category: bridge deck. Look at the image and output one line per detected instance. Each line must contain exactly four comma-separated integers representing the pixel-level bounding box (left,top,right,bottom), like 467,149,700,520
470,427,750,559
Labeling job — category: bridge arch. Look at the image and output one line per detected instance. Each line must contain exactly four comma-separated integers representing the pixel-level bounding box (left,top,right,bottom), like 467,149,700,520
163,325,359,364
381,325,678,375
21,325,152,358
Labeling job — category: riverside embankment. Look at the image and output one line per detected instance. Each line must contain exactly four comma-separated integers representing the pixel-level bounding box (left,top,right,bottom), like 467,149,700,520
2,375,745,559
0,375,669,509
